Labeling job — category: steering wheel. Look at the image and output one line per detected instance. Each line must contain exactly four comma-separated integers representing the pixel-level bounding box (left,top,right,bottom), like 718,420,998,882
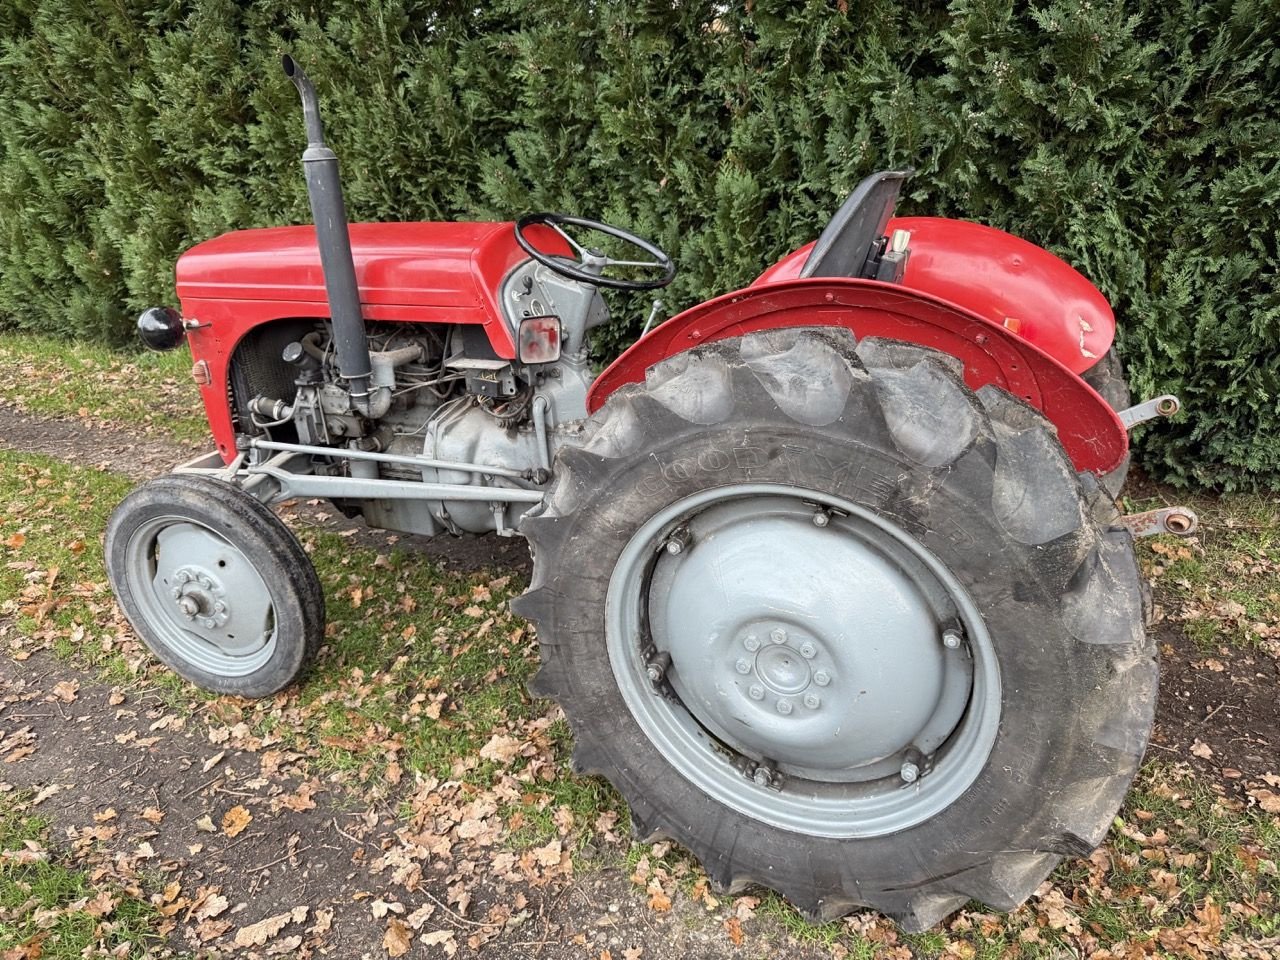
514,213,676,291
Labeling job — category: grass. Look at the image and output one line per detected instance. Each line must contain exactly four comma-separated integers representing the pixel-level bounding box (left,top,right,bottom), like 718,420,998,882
1126,487,1280,653
0,332,207,441
1,357,1278,956
0,794,163,958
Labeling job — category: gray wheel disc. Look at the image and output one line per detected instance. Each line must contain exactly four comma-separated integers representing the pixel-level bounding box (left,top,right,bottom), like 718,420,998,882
123,516,278,677
606,483,1001,839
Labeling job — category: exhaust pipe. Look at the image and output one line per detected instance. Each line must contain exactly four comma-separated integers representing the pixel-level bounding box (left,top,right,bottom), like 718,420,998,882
281,54,374,410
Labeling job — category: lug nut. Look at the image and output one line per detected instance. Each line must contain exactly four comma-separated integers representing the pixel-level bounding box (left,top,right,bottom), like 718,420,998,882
748,684,765,701
799,641,816,659
770,628,787,644
752,767,771,787
171,587,183,600
776,699,793,715
177,570,191,583
200,617,216,630
664,527,692,556
813,670,831,687
743,635,760,652
214,601,227,614
812,511,830,528
942,629,963,650
900,760,920,783
803,693,820,709
735,659,751,675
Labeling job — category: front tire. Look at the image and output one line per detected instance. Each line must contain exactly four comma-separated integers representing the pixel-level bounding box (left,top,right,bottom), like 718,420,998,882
514,328,1154,930
106,474,324,698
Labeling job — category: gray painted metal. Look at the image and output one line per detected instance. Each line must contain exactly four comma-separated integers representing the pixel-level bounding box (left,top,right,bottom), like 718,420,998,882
248,438,532,480
1120,506,1199,537
1118,394,1180,429
605,484,1002,839
282,55,373,405
248,465,545,504
124,516,277,676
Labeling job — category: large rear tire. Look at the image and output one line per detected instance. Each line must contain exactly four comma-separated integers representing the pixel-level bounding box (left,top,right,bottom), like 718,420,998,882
514,328,1155,930
106,474,324,698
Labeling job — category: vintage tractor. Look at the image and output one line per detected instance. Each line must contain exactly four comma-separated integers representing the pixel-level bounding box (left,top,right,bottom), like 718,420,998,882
106,57,1196,930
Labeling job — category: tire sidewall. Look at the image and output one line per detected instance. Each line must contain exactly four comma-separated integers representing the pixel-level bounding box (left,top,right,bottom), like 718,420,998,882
106,476,319,699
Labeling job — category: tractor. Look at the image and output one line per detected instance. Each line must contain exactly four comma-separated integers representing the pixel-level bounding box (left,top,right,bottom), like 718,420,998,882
106,56,1196,930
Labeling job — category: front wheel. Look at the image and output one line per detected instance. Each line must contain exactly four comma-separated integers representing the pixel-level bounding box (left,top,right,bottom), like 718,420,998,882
514,328,1155,930
106,474,324,698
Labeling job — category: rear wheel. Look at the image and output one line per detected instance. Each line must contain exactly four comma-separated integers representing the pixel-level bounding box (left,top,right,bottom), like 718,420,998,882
515,328,1154,930
106,474,323,698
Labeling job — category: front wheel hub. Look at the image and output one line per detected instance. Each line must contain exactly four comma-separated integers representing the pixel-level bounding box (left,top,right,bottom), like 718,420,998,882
606,485,1001,838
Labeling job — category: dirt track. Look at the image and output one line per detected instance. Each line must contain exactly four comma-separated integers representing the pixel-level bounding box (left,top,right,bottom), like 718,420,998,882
1,402,1277,958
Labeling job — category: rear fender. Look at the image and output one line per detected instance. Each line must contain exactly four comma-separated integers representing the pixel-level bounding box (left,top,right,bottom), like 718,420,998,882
586,279,1128,476
753,216,1116,376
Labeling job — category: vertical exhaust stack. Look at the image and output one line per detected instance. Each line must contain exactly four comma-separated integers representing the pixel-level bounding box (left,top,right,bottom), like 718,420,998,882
281,54,374,410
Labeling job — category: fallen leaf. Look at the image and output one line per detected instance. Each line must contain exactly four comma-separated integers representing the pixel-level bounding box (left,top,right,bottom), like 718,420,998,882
724,916,744,945
383,919,412,957
194,815,216,833
222,805,252,838
51,680,78,702
478,734,521,763
1190,739,1214,760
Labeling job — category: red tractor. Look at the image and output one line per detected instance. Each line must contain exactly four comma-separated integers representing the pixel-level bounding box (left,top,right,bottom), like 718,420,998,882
107,57,1195,930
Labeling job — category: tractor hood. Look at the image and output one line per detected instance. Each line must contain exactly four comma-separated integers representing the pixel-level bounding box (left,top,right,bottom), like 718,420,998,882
176,221,535,328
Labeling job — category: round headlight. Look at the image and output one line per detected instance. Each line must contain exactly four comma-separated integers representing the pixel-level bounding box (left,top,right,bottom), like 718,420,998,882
137,306,185,351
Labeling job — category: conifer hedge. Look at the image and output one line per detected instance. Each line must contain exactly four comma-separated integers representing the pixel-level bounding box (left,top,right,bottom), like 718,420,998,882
0,1,1276,489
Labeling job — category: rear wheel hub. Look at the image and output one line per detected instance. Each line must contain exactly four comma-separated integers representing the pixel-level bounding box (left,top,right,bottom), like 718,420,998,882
607,484,1001,838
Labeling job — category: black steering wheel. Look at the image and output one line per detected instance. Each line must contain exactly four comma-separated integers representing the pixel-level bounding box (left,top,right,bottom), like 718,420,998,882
514,213,676,291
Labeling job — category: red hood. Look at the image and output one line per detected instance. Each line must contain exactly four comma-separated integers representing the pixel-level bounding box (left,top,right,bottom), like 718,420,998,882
176,221,527,316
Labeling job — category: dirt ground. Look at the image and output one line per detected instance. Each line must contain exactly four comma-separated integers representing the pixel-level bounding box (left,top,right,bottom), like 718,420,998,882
1,403,1277,958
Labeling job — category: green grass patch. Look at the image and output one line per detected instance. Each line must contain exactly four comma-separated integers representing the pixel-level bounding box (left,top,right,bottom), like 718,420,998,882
0,794,163,958
1128,490,1280,652
0,333,207,441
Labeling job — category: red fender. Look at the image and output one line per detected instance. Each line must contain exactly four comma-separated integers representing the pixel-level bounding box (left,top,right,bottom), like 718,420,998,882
586,278,1128,476
753,216,1116,376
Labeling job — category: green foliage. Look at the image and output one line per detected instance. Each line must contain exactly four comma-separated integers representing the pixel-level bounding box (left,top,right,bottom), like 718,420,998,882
1,1,1277,488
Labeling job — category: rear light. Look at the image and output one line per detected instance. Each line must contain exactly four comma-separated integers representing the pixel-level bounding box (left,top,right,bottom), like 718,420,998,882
517,315,562,364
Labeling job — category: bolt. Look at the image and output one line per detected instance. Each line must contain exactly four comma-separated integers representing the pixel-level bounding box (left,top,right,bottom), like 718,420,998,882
776,699,793,715
171,587,183,600
664,527,692,556
665,539,683,556
735,659,751,675
177,570,191,583
942,629,963,650
645,651,671,683
770,628,787,644
803,693,821,709
813,670,831,687
799,641,817,659
200,617,216,630
743,635,760,652
177,597,199,618
752,766,771,787
900,760,920,783
214,601,226,614
198,575,212,589
812,511,830,528
748,684,765,701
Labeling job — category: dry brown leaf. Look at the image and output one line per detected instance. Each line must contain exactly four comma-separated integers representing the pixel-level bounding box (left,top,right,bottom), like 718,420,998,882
421,930,455,947
50,679,78,702
478,734,521,763
222,805,252,837
140,806,165,824
1190,739,1214,760
724,916,744,945
383,919,412,957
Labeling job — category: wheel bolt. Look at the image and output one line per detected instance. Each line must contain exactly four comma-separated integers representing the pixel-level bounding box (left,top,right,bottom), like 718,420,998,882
776,699,793,715
748,684,765,701
770,628,787,644
803,693,820,709
177,597,199,618
743,635,760,652
799,642,816,659
665,527,691,556
813,670,831,686
812,511,830,528
752,767,771,787
735,659,751,675
200,617,216,630
942,629,963,650
900,760,920,783
177,570,191,583
214,601,226,614
171,587,183,600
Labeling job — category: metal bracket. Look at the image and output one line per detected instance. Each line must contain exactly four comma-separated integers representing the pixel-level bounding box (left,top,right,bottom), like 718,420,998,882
1118,395,1180,429
733,756,784,791
1120,507,1199,538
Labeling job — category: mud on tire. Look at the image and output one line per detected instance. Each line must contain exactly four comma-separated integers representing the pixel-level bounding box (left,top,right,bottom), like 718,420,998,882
513,328,1155,930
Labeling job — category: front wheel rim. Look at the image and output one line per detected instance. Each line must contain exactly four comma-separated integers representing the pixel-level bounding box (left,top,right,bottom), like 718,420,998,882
605,483,1002,839
124,516,278,677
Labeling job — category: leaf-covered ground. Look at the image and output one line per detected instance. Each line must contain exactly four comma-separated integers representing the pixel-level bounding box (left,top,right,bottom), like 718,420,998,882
0,335,1277,958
